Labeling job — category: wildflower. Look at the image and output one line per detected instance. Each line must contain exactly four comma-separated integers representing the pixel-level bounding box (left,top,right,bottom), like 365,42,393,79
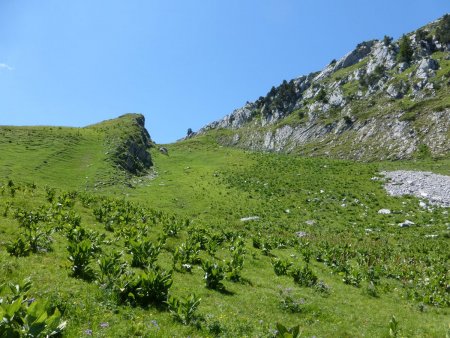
84,329,93,335
100,322,109,328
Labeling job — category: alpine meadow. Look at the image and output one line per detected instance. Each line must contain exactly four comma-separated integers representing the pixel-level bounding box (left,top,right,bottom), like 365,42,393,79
1,12,450,338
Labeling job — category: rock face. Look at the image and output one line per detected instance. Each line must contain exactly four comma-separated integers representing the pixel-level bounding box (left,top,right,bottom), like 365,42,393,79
117,114,153,175
91,113,153,175
196,15,450,161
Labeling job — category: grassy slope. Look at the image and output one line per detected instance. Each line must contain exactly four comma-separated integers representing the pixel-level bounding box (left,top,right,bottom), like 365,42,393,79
0,126,115,190
0,124,449,337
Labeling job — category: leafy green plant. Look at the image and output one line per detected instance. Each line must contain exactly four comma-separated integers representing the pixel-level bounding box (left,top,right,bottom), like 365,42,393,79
290,265,318,287
342,264,363,287
66,225,104,253
44,186,56,203
67,239,95,280
314,280,331,296
389,315,400,337
298,241,312,263
167,293,201,325
173,240,201,271
6,236,31,257
225,238,245,282
202,260,225,290
0,278,66,337
97,251,127,286
114,269,173,307
274,323,301,338
272,258,293,276
127,238,160,269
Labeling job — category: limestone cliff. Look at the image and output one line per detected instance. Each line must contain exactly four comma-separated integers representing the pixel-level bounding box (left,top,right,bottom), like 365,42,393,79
195,14,450,160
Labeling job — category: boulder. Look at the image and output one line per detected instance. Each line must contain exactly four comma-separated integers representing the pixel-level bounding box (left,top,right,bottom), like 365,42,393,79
159,147,169,155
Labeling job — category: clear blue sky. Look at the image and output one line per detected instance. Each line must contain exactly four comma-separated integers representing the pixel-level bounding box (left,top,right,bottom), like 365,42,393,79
0,1,448,143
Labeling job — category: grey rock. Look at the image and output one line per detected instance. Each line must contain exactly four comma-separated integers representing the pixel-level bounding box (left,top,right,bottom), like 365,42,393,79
399,220,415,228
295,231,307,238
159,147,169,155
398,62,409,73
328,89,346,107
315,40,376,81
415,58,439,79
366,41,396,73
382,170,450,207
386,81,408,99
378,209,391,214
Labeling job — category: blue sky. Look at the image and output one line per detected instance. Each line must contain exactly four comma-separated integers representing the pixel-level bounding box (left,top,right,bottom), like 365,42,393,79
0,1,448,143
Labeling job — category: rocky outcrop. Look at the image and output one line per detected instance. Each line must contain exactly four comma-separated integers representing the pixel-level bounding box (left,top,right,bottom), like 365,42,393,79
88,113,153,175
196,14,450,160
115,114,153,175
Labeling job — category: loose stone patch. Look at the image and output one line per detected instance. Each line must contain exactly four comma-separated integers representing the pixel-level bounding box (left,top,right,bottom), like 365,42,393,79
382,170,450,208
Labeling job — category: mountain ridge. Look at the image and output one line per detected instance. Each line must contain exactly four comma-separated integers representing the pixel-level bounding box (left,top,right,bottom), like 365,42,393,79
194,14,450,161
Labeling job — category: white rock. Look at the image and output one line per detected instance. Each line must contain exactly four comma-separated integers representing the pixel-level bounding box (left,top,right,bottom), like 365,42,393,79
240,216,260,222
378,209,391,214
399,220,415,228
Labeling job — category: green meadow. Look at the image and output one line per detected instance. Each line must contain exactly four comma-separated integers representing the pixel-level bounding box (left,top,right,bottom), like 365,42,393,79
0,116,448,337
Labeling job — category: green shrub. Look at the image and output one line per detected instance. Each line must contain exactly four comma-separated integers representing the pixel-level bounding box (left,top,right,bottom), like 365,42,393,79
397,35,413,63
225,238,245,282
271,258,293,276
97,251,127,286
202,260,225,290
67,239,95,280
127,238,160,269
167,293,201,325
173,240,201,271
114,269,173,307
0,278,66,337
6,236,31,257
436,14,450,44
315,88,328,103
290,265,318,287
274,323,301,338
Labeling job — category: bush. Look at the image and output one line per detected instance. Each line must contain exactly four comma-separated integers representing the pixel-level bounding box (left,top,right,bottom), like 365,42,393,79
290,265,318,287
315,88,328,103
225,238,245,282
436,14,450,44
97,251,127,286
67,239,95,280
167,293,201,325
173,240,201,270
271,258,292,276
383,35,393,46
202,260,225,290
6,236,31,257
274,323,301,338
114,269,173,307
0,278,66,337
397,35,413,63
127,238,160,269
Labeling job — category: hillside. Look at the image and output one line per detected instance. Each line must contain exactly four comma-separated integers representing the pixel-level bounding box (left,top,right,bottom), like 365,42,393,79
1,15,450,338
0,113,153,189
196,14,450,161
1,128,449,336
